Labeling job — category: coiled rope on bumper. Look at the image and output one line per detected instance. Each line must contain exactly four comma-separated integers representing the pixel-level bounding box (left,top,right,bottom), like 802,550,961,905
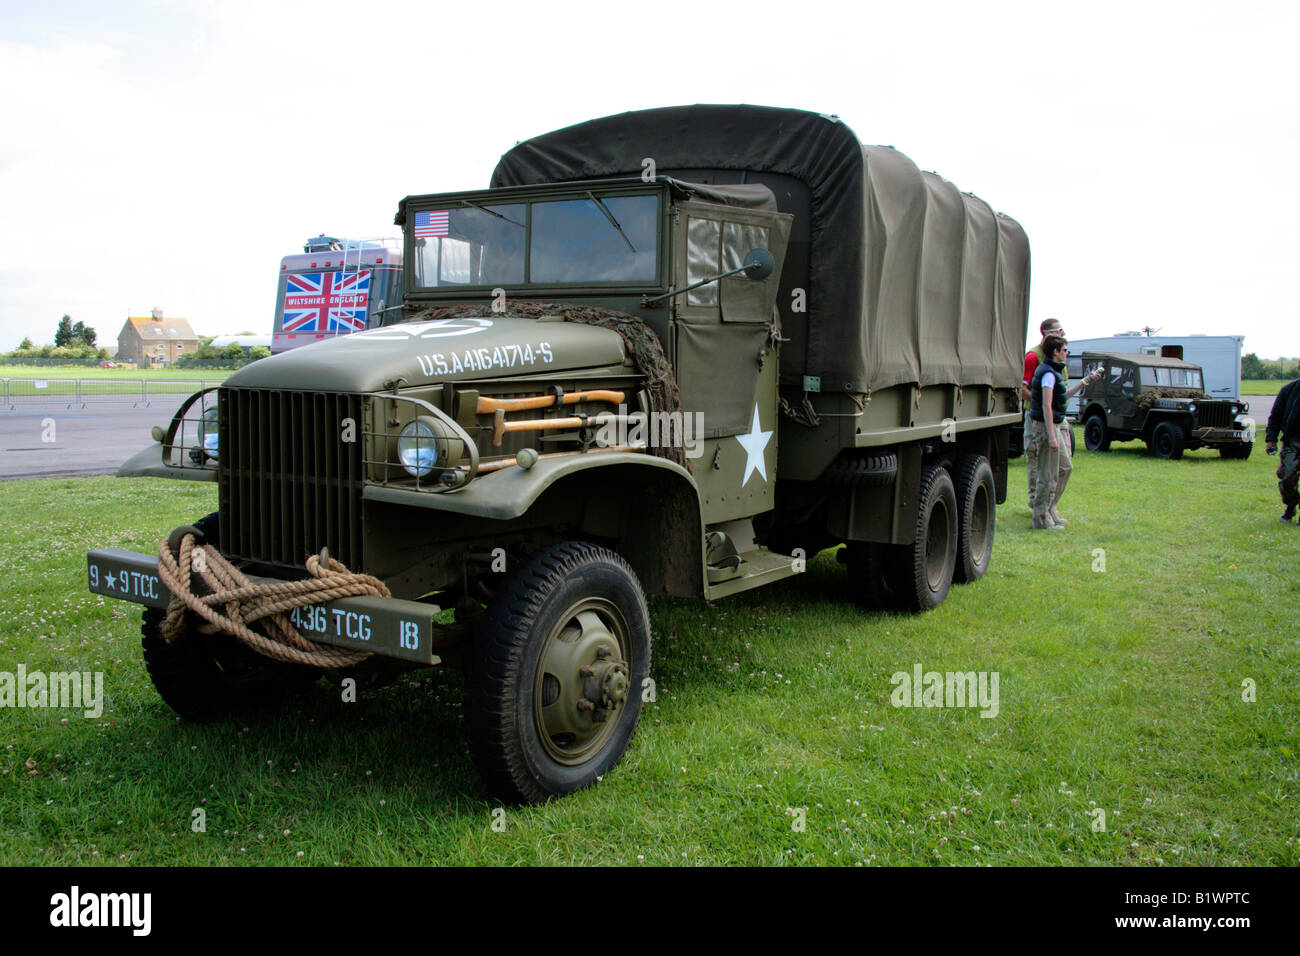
156,527,383,668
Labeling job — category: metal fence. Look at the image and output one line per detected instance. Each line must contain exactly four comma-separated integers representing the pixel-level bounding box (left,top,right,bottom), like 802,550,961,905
1,378,216,410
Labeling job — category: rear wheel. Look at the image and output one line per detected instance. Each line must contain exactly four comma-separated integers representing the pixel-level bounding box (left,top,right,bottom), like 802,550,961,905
464,541,650,804
1150,421,1185,460
953,456,995,584
1084,414,1111,452
898,465,958,612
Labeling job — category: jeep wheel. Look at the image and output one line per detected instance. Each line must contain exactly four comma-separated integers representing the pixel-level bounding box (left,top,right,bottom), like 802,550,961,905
141,513,323,722
953,456,995,584
465,541,651,804
899,465,958,612
1084,414,1111,452
1220,442,1253,460
1150,421,1185,460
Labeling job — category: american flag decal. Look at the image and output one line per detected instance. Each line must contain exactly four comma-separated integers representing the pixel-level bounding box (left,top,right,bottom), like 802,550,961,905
414,210,450,237
282,270,371,333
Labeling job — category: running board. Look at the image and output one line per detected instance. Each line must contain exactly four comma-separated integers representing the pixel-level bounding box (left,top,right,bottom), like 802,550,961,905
704,548,805,600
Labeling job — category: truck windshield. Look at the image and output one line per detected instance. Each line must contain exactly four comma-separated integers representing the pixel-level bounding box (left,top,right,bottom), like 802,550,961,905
411,193,659,289
1140,366,1203,389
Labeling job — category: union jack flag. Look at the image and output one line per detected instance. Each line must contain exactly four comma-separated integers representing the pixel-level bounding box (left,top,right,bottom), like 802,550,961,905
282,270,371,333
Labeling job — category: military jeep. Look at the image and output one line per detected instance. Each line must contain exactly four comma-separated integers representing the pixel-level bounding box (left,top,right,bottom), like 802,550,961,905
1077,351,1253,459
86,106,1030,803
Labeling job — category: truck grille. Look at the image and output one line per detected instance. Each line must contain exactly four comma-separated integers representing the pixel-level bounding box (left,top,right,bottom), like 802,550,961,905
1197,402,1234,429
218,388,364,570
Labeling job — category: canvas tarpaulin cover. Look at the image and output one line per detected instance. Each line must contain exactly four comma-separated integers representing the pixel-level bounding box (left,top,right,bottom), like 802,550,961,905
491,104,1030,395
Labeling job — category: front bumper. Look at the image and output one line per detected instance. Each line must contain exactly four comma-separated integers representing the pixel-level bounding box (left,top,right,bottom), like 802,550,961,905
1192,425,1253,445
87,548,441,665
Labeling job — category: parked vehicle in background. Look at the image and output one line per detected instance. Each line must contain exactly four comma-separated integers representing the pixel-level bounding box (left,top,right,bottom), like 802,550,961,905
1077,351,1253,459
1065,334,1243,411
271,235,404,353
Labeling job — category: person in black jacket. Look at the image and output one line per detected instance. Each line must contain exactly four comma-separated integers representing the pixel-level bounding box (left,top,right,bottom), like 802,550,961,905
1265,362,1300,523
1028,335,1071,530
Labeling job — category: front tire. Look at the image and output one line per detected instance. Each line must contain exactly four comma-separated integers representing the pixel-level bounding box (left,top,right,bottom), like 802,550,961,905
465,541,651,804
1084,414,1111,452
1150,421,1185,459
140,514,322,722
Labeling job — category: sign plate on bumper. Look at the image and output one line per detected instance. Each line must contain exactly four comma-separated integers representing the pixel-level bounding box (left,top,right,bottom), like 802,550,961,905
87,548,440,665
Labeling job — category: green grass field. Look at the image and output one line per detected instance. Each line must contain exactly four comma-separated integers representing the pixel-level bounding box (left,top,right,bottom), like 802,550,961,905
1,368,229,400
1,438,1297,866
0,365,233,383
1242,379,1293,396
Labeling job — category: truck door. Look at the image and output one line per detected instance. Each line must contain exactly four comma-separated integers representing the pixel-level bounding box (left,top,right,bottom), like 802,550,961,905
671,202,790,526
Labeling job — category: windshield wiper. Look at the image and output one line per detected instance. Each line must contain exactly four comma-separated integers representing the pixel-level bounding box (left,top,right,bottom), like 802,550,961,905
460,199,525,228
587,192,636,253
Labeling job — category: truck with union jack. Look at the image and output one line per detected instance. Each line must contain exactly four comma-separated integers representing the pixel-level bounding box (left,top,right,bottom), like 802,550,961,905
272,234,403,353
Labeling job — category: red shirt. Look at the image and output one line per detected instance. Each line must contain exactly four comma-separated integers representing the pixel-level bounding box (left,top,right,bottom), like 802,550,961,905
1023,349,1041,387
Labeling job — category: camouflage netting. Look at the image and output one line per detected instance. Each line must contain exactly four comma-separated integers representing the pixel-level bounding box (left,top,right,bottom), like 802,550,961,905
406,301,687,468
1133,387,1210,413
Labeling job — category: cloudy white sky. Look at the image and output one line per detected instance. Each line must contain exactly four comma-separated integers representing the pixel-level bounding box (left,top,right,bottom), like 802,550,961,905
2,0,1296,356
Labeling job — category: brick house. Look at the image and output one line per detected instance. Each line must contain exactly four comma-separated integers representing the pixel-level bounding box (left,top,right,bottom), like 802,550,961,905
116,308,198,366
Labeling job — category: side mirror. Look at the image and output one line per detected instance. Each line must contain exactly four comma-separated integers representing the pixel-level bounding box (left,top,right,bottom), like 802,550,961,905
742,248,775,281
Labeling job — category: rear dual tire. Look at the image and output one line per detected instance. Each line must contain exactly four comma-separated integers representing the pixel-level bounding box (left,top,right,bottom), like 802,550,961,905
847,464,959,612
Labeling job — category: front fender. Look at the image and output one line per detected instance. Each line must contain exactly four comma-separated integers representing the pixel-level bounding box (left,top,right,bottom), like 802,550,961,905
116,386,218,481
117,442,217,481
364,452,706,597
363,451,697,520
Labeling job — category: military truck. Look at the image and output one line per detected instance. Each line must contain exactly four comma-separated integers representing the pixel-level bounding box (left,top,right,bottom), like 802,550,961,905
87,106,1029,803
1077,351,1253,459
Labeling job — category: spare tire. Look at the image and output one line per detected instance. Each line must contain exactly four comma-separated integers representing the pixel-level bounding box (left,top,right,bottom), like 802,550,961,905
821,452,899,488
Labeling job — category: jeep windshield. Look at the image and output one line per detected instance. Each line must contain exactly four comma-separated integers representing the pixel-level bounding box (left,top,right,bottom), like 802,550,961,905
411,192,659,289
1139,365,1203,390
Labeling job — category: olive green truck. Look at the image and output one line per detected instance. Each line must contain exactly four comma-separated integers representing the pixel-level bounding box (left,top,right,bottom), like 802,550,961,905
87,106,1030,802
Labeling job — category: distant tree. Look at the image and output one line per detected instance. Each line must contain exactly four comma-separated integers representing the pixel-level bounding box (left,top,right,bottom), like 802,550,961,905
71,321,97,347
236,330,256,336
1241,353,1267,379
54,315,74,347
248,346,272,362
17,337,34,351
221,342,247,361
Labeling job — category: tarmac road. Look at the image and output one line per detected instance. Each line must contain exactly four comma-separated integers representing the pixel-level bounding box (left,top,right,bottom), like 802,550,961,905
0,393,1280,482
0,400,185,480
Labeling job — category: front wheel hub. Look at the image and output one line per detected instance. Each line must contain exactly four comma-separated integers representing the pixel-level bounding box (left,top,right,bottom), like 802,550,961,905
535,600,632,764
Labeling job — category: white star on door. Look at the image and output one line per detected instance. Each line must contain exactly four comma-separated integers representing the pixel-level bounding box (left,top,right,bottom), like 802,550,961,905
735,403,773,486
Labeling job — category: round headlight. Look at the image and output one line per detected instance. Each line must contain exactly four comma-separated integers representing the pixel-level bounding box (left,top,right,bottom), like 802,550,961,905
398,420,438,477
398,417,465,478
1187,403,1196,413
199,406,219,460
